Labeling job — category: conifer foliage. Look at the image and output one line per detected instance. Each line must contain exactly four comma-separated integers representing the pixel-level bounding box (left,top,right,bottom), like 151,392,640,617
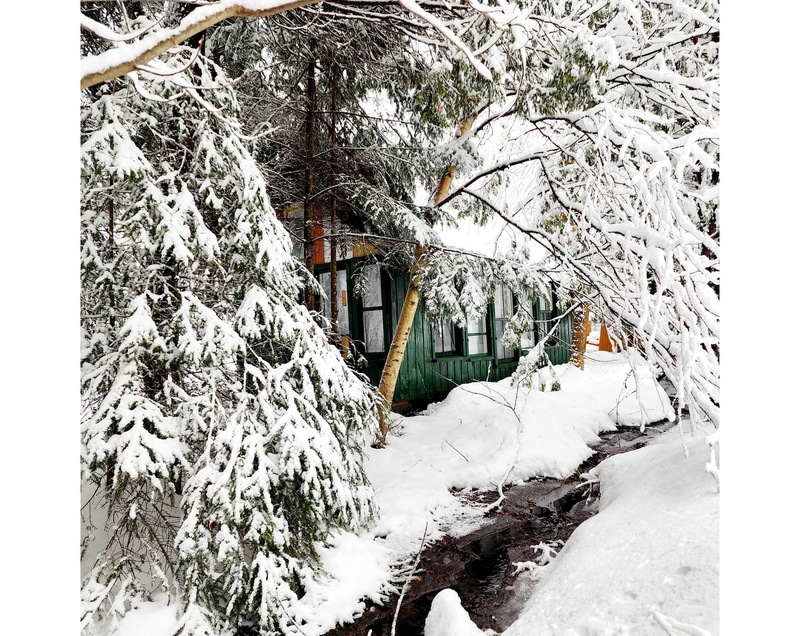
79,0,721,630
80,50,378,635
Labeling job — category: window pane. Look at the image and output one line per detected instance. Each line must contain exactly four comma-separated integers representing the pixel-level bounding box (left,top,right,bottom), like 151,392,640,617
468,334,487,355
336,270,349,336
521,331,536,349
316,271,350,336
467,315,485,334
364,310,385,353
537,314,553,342
443,322,455,352
317,272,331,319
495,285,513,318
435,319,456,354
494,286,503,316
520,295,536,348
362,265,382,307
495,318,513,359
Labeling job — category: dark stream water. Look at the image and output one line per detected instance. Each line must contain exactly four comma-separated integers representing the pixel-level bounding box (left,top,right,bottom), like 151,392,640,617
325,422,674,636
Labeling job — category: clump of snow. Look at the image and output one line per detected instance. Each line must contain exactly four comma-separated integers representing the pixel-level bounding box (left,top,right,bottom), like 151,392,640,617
298,531,397,632
424,589,487,636
101,594,179,636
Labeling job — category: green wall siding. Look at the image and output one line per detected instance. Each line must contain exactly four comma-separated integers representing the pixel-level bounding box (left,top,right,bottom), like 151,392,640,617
545,316,574,365
320,260,574,405
383,272,573,403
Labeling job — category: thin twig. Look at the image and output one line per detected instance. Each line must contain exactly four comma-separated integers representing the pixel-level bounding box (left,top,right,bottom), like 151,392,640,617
390,522,428,636
444,439,470,462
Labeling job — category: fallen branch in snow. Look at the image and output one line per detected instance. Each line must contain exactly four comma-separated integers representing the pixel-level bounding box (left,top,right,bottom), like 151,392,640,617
277,597,309,636
576,475,600,506
390,522,428,636
464,384,526,514
483,459,516,514
652,610,712,636
512,540,564,576
704,430,720,492
443,439,470,462
436,381,528,514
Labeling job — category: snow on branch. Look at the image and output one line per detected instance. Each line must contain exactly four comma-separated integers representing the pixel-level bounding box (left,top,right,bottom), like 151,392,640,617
80,0,504,90
436,0,719,436
81,0,324,90
398,0,493,80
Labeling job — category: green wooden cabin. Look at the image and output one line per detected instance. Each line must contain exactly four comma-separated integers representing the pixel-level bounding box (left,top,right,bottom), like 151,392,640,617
314,257,574,409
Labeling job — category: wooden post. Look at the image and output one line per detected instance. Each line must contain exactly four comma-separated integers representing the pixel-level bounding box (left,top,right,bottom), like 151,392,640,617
598,324,613,352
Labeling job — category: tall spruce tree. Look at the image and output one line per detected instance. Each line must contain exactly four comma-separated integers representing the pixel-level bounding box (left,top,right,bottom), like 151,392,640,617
208,11,458,257
204,10,495,384
80,45,378,635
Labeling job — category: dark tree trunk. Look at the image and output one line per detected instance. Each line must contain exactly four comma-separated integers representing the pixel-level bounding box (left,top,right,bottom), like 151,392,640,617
303,50,317,311
329,63,340,344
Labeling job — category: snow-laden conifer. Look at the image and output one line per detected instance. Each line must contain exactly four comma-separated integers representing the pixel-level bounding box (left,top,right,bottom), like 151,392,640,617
81,49,378,635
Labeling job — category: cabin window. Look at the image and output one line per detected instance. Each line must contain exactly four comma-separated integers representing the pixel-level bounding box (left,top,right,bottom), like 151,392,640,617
519,291,557,349
494,285,515,360
316,269,350,336
466,314,489,356
360,264,385,353
536,291,558,346
433,318,460,356
519,294,537,350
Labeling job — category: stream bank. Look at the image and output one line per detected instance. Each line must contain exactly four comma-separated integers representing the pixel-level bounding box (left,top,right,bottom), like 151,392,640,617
324,420,675,636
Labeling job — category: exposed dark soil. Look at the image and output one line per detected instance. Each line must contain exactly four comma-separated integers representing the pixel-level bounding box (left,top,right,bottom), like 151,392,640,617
324,421,674,636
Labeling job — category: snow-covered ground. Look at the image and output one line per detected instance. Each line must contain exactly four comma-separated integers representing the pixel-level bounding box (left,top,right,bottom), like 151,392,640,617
427,425,718,636
92,351,723,636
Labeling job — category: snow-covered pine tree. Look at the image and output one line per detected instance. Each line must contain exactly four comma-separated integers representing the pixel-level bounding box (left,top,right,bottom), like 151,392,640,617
207,11,458,268
80,47,378,635
202,11,500,445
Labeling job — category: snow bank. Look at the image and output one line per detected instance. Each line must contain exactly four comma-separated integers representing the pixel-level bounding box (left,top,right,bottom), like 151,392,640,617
367,353,673,553
109,596,178,636
106,353,684,636
502,425,719,636
298,531,397,632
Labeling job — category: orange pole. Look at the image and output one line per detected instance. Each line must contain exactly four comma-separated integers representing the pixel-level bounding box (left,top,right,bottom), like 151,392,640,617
598,325,613,352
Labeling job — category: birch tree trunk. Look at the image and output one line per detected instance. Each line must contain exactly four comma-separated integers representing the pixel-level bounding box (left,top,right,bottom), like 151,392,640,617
570,303,591,370
375,117,474,446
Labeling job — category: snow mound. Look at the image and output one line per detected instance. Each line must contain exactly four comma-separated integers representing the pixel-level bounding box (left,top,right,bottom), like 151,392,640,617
424,589,487,636
502,426,719,635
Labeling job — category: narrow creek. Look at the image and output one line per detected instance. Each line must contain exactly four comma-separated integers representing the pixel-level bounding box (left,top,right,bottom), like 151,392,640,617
324,421,675,636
